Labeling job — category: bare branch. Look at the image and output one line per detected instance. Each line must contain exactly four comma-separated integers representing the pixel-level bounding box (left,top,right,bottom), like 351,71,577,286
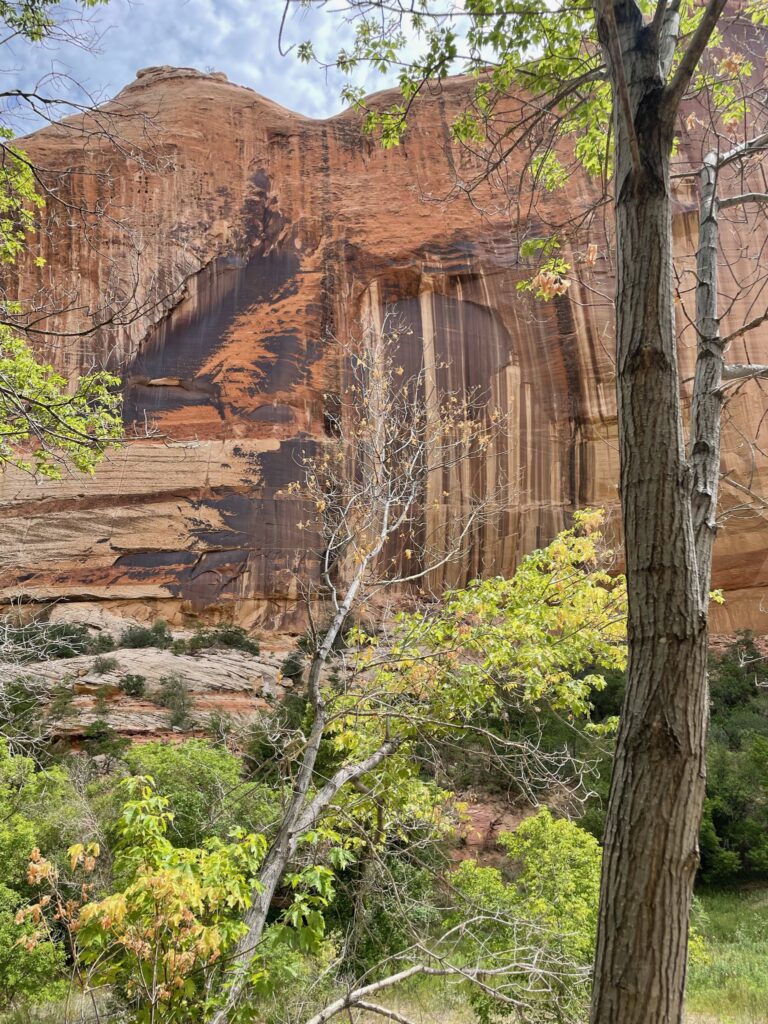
721,363,768,381
291,738,401,837
719,192,768,210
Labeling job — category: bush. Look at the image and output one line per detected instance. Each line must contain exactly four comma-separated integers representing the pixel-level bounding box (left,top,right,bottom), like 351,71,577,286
0,678,46,757
89,632,116,655
452,809,601,1021
119,674,146,697
700,735,768,883
123,739,261,846
0,741,81,888
329,850,443,972
244,692,308,781
81,720,129,760
47,682,76,721
694,634,768,883
183,624,260,656
0,620,115,663
280,650,305,682
92,655,118,675
0,883,66,1010
119,620,173,650
152,674,195,731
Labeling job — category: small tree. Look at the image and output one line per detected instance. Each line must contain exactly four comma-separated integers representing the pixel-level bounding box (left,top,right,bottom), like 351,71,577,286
202,315,626,1023
22,778,268,1023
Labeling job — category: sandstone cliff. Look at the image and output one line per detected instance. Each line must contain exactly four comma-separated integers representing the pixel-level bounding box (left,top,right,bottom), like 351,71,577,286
2,65,768,632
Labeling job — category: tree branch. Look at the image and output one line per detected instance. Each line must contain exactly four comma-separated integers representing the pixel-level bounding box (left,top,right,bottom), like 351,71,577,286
717,130,768,169
719,192,768,210
663,0,728,114
721,313,768,346
651,0,670,37
354,1002,418,1024
601,0,642,175
721,363,768,381
291,739,402,838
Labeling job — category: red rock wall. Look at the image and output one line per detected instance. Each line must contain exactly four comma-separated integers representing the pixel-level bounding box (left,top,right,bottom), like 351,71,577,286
1,65,767,632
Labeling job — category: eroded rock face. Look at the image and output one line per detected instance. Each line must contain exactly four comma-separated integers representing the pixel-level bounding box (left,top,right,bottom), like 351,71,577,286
2,66,768,631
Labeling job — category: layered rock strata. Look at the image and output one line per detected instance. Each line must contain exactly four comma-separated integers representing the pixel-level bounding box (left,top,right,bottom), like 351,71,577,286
1,65,768,631
0,644,292,740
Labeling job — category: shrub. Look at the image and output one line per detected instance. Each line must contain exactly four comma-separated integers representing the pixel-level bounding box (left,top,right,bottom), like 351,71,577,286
119,620,173,650
280,650,305,683
0,883,66,1009
452,809,601,1021
184,624,260,656
119,674,146,697
124,739,258,846
152,674,195,731
89,631,116,655
0,620,114,663
81,719,129,760
0,678,46,757
244,692,308,781
47,682,76,721
92,655,118,675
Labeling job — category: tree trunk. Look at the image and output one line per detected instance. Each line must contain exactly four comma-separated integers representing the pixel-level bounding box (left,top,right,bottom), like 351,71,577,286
590,10,709,1022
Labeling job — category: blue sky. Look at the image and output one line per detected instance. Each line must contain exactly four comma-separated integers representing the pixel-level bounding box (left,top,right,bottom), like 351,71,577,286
3,0,402,130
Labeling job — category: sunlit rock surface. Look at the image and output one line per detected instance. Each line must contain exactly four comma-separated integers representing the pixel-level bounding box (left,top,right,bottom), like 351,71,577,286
2,65,767,632
0,643,292,739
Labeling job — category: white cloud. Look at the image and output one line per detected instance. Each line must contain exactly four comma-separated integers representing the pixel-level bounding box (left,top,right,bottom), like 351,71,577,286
2,0,404,131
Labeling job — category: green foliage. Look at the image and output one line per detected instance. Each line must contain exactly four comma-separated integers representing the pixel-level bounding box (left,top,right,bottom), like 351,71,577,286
697,634,768,884
329,850,443,973
0,747,39,890
0,326,122,478
700,735,768,883
0,883,65,1011
0,742,78,886
0,1,107,45
0,741,82,1006
709,632,768,747
0,679,46,757
0,2,122,481
119,673,146,697
119,619,173,650
348,510,626,736
92,655,118,675
452,809,600,1021
81,719,129,760
500,810,601,961
31,778,268,1024
152,674,194,731
279,650,305,682
47,682,75,721
244,692,309,784
0,133,43,266
0,619,113,662
123,740,271,847
181,624,260,657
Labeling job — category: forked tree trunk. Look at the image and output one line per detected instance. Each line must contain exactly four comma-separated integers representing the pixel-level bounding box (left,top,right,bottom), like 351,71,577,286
590,6,711,1022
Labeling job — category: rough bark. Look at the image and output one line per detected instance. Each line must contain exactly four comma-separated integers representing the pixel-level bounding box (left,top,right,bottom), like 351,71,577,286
690,153,722,605
590,2,714,1021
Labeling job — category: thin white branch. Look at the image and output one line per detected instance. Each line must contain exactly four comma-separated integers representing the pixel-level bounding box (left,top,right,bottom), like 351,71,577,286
721,363,768,381
291,739,401,838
